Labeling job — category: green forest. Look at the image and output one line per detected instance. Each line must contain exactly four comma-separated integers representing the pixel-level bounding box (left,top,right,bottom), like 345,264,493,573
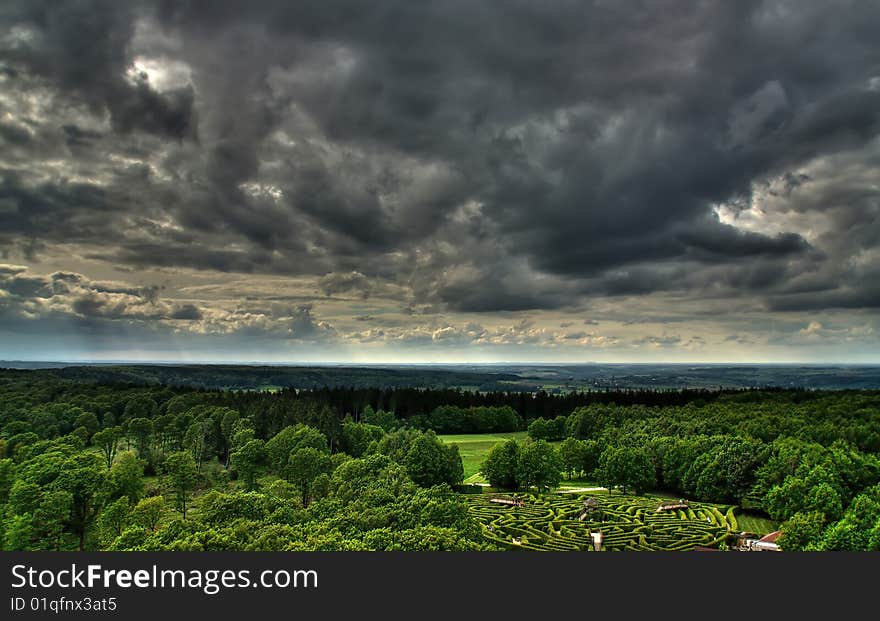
0,369,878,551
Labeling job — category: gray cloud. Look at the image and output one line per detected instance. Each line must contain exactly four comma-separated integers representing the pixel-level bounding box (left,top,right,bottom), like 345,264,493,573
318,271,373,299
1,1,879,360
169,303,203,320
1,1,197,139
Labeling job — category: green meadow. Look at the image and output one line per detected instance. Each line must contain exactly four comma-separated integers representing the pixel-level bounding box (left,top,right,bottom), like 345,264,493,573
735,513,778,536
438,431,529,481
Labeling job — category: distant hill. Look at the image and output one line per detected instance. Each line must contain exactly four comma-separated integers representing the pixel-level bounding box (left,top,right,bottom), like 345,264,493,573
23,363,526,391
0,360,74,369
2,362,880,391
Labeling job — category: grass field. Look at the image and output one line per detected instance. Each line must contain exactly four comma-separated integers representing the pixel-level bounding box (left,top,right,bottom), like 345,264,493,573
735,513,778,536
438,431,529,480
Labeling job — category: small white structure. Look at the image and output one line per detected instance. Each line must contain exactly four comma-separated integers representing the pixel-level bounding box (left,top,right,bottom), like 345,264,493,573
748,540,780,552
491,497,525,507
656,499,690,512
740,530,782,551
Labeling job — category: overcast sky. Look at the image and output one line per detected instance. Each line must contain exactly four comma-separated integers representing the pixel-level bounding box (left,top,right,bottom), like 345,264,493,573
1,1,879,363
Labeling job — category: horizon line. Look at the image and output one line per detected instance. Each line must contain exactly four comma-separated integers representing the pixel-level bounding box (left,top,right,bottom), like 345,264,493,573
4,359,880,367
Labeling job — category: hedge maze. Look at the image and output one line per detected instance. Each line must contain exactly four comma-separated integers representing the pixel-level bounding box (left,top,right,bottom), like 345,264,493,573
465,493,735,551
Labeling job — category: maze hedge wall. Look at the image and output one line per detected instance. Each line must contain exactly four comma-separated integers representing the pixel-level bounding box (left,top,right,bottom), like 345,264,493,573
465,494,735,551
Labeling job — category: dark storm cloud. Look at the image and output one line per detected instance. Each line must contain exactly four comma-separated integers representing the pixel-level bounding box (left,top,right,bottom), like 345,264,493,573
767,287,880,312
61,125,104,149
1,0,879,327
318,271,373,299
169,304,203,320
439,286,568,313
0,122,32,146
109,78,197,139
250,0,873,308
71,294,146,320
2,276,53,299
88,243,277,274
287,304,334,340
0,172,109,239
677,224,810,260
0,0,196,139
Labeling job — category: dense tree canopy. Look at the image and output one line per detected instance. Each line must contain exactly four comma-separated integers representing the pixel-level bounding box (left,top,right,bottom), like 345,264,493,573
597,446,656,496
481,439,521,491
481,439,562,492
1,370,879,551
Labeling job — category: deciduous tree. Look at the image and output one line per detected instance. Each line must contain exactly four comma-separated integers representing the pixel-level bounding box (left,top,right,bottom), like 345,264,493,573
598,446,656,495
266,425,328,476
481,439,520,490
131,496,165,532
230,439,266,492
97,497,131,544
288,447,330,507
163,452,199,519
106,451,145,504
54,452,106,550
779,511,826,551
516,440,562,492
92,426,123,469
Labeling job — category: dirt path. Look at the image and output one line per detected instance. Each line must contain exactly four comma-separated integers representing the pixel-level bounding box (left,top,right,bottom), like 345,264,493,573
556,486,608,494
466,483,608,493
